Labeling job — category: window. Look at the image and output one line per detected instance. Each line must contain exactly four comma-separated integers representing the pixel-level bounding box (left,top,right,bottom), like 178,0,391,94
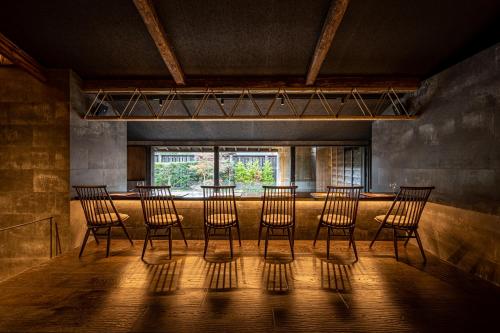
152,147,214,196
294,146,367,193
150,144,367,197
219,146,291,196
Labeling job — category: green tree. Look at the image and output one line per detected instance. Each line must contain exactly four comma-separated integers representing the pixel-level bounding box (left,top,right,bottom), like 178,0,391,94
248,160,262,183
234,161,249,184
190,155,214,185
154,162,199,190
262,159,275,185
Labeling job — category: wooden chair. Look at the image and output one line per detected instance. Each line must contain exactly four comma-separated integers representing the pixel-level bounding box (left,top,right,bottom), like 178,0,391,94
202,186,241,258
258,185,297,259
74,185,133,257
137,186,188,260
313,186,362,261
369,186,434,262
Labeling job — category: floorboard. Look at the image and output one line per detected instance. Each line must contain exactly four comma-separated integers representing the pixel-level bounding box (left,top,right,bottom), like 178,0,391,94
0,240,498,332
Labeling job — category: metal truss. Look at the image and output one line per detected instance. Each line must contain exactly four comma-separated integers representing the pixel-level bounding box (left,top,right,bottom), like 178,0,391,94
84,87,414,121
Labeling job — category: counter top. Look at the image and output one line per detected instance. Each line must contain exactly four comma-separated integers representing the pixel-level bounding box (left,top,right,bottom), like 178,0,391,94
103,191,396,201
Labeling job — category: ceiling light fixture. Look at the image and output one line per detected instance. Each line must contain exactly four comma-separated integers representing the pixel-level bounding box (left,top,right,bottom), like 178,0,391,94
280,97,284,106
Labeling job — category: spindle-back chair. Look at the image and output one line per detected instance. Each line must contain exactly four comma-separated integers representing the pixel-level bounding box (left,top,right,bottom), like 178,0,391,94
369,186,434,262
258,185,297,259
137,186,188,260
202,186,241,258
313,186,362,260
74,185,133,257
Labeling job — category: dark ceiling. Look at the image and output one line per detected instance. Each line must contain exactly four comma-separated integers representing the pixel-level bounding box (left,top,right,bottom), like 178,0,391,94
0,0,499,80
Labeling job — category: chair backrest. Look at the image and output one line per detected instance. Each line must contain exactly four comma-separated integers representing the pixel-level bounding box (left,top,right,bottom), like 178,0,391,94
385,186,434,228
260,185,297,226
73,185,119,226
202,186,238,226
137,186,179,225
320,186,363,227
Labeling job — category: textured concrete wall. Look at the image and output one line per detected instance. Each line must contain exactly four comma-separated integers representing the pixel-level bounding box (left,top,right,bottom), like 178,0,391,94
0,68,83,282
69,73,127,195
372,43,500,285
128,121,372,142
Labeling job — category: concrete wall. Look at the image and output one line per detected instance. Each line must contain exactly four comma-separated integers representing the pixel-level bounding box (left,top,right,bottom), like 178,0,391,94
0,68,84,282
69,73,127,195
128,121,372,142
372,43,500,285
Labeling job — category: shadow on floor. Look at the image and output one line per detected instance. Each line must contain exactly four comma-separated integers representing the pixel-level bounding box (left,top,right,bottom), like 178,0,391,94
202,256,243,291
261,258,295,294
143,257,186,295
319,259,353,293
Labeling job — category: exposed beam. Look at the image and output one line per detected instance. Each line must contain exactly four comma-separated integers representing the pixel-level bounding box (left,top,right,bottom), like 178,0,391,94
84,115,417,122
0,54,13,65
0,32,46,81
306,0,350,85
133,0,185,85
82,75,420,94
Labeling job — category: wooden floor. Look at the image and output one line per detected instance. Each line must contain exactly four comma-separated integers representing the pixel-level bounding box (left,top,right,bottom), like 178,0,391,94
0,239,498,333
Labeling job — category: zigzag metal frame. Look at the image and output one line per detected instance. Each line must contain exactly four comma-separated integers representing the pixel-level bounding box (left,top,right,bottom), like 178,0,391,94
84,87,416,121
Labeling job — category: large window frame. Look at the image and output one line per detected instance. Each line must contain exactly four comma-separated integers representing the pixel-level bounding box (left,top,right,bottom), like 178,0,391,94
150,142,370,195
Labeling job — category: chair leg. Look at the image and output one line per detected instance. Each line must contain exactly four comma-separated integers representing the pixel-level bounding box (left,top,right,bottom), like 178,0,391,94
313,222,322,247
287,227,294,259
236,222,242,246
393,228,399,261
350,229,358,262
203,226,210,258
91,228,100,245
120,222,134,246
404,230,413,247
257,223,263,246
229,227,234,258
141,228,150,260
326,228,331,260
79,229,91,258
264,227,270,259
414,230,427,263
168,227,172,260
177,222,188,247
369,222,385,248
106,227,112,257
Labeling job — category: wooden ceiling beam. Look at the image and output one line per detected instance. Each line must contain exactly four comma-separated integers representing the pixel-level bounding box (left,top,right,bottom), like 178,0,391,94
82,75,420,94
133,0,185,85
306,0,350,85
0,32,46,81
0,54,13,65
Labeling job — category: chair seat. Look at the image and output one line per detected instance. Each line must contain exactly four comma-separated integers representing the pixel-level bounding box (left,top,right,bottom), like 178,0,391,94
207,213,237,226
149,213,183,225
262,213,293,226
318,213,353,226
94,213,129,224
375,214,408,226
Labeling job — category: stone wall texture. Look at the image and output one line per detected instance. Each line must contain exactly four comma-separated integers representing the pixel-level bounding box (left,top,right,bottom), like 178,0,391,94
0,68,84,281
372,43,500,285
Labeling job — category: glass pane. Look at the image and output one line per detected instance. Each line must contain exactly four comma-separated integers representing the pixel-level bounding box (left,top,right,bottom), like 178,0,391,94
219,146,291,196
295,146,366,194
295,147,316,192
152,146,214,197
